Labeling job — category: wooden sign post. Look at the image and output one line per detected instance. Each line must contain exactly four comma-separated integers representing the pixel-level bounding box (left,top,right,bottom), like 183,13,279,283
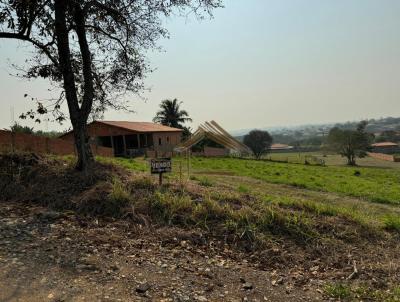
150,158,172,185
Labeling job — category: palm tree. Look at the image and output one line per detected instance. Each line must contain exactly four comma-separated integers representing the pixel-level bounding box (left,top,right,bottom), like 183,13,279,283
153,99,192,129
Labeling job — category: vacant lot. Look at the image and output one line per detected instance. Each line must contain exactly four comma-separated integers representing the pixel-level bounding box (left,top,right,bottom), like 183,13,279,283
103,156,400,205
1,153,400,301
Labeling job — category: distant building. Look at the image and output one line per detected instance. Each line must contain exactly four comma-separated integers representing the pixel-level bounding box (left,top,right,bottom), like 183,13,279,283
270,143,294,151
61,121,183,157
371,142,400,154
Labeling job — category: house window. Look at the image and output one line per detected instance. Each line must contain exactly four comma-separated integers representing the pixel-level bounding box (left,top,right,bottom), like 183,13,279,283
167,136,169,143
159,138,162,145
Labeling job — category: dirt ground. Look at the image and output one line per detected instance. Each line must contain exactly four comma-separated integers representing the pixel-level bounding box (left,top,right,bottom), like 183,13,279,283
0,201,323,302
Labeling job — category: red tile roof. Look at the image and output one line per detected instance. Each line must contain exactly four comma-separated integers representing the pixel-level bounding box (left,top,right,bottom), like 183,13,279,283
270,143,293,150
97,121,183,133
371,142,398,147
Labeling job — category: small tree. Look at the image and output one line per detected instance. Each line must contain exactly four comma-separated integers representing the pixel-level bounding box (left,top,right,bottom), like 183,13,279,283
243,130,273,159
10,122,34,134
327,121,373,166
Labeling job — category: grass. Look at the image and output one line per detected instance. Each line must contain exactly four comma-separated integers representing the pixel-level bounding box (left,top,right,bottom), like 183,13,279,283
100,155,400,204
131,181,318,244
324,283,400,302
92,156,400,231
383,215,400,232
97,156,148,172
267,151,400,168
215,175,400,232
198,176,214,187
237,184,250,193
109,177,131,203
324,283,352,300
185,157,400,205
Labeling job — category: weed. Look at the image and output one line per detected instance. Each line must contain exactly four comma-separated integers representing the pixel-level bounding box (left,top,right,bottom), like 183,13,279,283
130,177,155,190
198,177,214,187
352,285,400,301
324,283,352,300
109,177,131,203
237,185,250,193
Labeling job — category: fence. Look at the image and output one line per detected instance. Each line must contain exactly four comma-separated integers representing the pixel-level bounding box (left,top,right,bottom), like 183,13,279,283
0,130,113,157
367,152,400,162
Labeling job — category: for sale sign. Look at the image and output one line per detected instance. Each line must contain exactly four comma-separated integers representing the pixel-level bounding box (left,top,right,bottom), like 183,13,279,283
150,158,172,174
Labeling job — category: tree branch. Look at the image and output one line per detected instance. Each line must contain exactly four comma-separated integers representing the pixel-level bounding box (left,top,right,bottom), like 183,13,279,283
84,0,126,22
0,31,58,66
73,4,94,120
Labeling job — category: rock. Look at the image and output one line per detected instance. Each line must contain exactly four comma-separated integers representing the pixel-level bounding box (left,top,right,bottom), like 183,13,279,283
38,211,63,221
136,282,151,294
242,282,253,290
272,277,283,286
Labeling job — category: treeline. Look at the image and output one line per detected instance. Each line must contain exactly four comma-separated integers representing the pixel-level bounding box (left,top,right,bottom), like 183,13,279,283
9,123,64,139
333,117,400,133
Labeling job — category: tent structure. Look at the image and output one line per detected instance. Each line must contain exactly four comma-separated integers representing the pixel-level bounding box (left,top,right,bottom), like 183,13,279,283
175,121,251,155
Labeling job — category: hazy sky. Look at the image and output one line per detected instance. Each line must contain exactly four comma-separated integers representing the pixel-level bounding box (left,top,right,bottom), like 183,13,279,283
1,0,400,132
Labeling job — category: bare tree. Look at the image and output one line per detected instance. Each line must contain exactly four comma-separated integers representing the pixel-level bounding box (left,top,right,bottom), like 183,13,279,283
0,0,222,171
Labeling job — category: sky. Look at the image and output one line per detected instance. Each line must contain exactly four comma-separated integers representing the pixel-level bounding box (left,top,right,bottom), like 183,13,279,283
1,0,400,132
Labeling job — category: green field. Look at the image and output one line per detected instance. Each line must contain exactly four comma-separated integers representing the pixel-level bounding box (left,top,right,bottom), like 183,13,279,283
101,156,400,205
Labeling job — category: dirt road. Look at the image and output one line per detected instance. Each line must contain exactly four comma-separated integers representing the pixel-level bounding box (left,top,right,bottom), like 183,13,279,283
0,202,321,302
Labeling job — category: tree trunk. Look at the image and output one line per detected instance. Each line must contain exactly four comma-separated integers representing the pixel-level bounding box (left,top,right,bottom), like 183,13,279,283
73,120,94,171
55,0,94,171
347,155,356,166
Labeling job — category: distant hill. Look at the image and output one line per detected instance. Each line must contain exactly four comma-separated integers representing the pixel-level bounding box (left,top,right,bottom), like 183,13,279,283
232,117,400,137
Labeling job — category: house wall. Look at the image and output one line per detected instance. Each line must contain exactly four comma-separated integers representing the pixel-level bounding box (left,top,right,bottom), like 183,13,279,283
371,145,400,154
203,146,229,157
0,130,113,157
192,147,229,157
152,132,182,152
62,122,182,157
368,152,400,162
